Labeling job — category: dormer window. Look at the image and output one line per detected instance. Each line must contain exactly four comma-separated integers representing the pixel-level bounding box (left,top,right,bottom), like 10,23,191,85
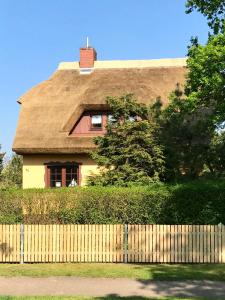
91,114,102,130
108,114,117,124
129,116,137,122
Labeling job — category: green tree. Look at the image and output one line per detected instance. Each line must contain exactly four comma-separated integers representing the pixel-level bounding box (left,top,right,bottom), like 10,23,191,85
2,154,23,187
89,94,165,186
156,1,225,180
206,130,225,176
0,146,5,179
158,31,225,180
186,0,225,33
185,34,225,126
159,85,214,180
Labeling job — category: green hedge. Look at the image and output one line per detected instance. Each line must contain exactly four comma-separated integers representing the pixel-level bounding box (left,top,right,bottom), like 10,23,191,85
0,180,225,224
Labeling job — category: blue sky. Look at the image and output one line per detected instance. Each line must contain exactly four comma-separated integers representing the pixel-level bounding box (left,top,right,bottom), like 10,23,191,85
0,0,209,154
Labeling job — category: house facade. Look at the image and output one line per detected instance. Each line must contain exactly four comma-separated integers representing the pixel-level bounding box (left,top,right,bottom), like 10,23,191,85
13,46,186,188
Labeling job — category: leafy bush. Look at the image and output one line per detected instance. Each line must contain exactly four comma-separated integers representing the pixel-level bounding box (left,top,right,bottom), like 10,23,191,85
0,180,225,224
1,154,22,187
0,188,23,223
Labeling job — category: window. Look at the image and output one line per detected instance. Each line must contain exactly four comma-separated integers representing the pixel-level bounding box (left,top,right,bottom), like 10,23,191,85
50,166,62,188
108,114,116,124
128,116,136,122
66,165,78,187
91,114,102,129
46,163,79,188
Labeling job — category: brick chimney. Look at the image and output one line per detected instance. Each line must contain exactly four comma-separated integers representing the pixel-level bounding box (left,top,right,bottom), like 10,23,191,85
79,47,97,68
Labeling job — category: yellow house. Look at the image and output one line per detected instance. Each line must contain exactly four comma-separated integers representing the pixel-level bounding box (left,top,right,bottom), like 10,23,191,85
13,46,186,188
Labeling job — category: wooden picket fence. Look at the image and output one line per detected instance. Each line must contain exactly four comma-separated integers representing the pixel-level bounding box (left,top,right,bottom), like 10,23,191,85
0,224,224,263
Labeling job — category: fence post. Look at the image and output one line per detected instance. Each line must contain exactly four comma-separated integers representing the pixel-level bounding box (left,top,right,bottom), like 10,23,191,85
124,224,128,263
20,224,24,264
222,224,225,263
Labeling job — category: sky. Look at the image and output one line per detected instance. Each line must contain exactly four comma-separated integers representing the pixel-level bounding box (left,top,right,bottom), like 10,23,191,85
0,0,209,155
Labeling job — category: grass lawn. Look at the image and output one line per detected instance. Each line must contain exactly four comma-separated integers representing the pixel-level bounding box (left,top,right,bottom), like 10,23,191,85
0,263,224,281
0,297,217,300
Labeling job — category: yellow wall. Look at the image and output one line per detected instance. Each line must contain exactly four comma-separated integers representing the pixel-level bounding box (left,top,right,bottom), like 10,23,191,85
23,154,99,189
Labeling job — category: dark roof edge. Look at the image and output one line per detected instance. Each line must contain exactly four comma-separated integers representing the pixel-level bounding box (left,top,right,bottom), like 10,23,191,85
12,147,94,155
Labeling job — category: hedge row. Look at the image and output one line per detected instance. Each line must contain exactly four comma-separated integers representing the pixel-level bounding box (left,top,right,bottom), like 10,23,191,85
0,180,225,224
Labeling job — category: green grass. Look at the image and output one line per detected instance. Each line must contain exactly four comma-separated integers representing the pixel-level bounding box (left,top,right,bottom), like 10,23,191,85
0,297,216,300
0,263,225,281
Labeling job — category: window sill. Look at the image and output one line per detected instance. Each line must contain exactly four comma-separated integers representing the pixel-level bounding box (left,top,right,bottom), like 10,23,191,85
90,127,103,131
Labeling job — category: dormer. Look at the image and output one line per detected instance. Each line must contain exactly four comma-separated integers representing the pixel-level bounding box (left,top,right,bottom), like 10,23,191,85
70,110,109,135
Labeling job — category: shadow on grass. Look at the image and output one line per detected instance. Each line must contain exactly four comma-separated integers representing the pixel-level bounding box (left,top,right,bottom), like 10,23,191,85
93,297,165,300
0,292,221,299
132,263,225,281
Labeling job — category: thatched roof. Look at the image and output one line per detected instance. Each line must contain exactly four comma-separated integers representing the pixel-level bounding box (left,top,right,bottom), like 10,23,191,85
13,58,187,154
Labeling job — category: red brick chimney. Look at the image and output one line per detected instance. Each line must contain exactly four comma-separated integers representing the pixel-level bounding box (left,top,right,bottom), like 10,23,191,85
79,47,97,68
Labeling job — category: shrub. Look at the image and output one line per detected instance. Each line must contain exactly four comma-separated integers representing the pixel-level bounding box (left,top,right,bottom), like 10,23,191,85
0,180,225,224
0,188,23,223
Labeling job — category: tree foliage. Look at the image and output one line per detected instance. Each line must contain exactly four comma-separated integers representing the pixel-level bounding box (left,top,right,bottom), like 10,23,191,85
157,86,214,180
89,94,165,186
157,31,225,180
1,154,23,187
206,130,225,175
186,0,225,33
0,145,4,177
186,34,225,125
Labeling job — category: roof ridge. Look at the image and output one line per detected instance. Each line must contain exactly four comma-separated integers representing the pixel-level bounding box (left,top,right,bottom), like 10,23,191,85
58,57,187,70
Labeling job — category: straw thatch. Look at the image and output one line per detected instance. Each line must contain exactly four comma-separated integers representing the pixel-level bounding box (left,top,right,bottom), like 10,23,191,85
13,66,186,154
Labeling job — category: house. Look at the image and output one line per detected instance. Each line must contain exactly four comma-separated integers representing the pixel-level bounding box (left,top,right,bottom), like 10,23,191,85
13,46,186,188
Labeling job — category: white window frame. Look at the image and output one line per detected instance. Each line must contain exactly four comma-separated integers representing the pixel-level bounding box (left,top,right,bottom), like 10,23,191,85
91,114,102,129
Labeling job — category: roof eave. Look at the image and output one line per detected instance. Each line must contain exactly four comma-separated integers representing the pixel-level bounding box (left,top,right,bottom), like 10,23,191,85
12,147,95,155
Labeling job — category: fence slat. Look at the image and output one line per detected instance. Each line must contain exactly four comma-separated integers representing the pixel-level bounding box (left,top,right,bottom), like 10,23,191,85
222,225,225,263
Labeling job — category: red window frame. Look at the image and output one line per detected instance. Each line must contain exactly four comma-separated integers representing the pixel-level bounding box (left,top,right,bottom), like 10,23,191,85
45,162,81,188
